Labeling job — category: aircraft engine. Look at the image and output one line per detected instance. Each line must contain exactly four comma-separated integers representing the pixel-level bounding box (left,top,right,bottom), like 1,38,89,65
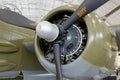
34,5,117,79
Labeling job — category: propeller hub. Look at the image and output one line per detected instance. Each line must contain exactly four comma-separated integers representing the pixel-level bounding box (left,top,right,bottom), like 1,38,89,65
36,21,59,42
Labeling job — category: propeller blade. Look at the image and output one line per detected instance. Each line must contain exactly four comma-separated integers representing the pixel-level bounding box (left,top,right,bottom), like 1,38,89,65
53,43,63,80
61,0,109,30
0,9,36,30
115,29,120,53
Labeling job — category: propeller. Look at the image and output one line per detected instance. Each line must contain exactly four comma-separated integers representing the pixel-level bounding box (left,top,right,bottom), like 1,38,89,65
0,9,36,30
36,0,109,80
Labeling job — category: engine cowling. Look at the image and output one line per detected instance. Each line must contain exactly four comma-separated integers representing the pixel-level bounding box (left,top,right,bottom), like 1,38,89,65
35,5,117,79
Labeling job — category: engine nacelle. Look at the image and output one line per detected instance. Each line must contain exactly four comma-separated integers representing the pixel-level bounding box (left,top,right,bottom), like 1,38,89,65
35,5,118,79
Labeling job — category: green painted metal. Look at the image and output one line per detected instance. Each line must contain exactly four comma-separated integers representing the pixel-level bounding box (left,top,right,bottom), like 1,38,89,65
0,59,17,71
0,20,44,71
36,5,119,70
82,13,117,69
0,4,119,79
0,39,19,53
